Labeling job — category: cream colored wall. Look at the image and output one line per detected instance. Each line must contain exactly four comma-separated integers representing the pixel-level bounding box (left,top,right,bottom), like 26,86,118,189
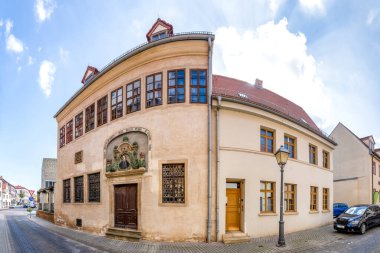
330,124,372,205
216,101,334,239
55,40,210,241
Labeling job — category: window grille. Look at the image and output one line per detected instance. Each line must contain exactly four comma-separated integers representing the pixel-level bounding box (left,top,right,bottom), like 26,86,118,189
63,179,70,203
88,173,100,202
162,164,185,203
74,176,84,203
75,151,83,164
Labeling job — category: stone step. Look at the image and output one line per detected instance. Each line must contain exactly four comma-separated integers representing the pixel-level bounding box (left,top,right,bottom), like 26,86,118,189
106,227,142,241
222,233,251,244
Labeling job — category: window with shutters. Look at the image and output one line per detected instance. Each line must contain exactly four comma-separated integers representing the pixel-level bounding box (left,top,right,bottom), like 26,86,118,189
162,164,185,203
88,173,100,202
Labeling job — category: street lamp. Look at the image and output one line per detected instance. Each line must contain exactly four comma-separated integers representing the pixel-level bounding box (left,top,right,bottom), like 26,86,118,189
275,145,290,247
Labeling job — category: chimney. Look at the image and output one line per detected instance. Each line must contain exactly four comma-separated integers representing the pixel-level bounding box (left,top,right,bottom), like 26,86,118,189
255,79,263,89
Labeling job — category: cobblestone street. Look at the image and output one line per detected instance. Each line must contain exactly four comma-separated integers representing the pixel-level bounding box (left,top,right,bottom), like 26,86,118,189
1,208,380,253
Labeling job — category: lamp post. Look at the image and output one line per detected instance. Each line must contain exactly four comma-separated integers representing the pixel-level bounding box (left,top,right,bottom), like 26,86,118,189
275,145,290,247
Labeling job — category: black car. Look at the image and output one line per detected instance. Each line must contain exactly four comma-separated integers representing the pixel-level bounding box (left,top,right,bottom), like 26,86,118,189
334,204,380,234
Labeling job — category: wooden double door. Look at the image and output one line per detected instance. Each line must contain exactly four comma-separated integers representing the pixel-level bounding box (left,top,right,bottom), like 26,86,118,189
114,184,138,229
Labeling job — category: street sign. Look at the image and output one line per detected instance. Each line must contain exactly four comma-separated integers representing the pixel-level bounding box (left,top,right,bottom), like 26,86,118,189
29,196,34,201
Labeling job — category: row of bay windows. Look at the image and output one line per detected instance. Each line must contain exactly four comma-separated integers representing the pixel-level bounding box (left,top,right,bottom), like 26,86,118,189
260,181,330,213
59,69,208,148
260,127,330,169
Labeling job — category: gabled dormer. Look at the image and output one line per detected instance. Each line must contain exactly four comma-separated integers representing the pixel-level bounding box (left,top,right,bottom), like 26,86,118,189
81,65,99,85
361,135,375,152
146,18,173,43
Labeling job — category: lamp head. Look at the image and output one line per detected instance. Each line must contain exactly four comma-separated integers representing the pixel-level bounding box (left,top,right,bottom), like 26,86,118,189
275,145,290,166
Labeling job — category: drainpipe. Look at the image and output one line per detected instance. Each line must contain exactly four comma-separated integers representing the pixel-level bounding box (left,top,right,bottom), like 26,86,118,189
216,96,221,241
372,155,374,204
207,36,213,243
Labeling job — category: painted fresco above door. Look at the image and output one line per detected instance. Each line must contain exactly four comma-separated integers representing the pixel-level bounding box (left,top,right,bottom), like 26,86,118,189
105,131,148,174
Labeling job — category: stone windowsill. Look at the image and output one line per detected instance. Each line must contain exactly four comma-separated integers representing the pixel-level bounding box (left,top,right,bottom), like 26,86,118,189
105,167,146,178
284,211,299,215
309,210,320,214
322,210,330,213
258,212,278,216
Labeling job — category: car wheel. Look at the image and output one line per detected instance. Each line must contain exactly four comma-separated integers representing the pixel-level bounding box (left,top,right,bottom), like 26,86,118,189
360,223,366,234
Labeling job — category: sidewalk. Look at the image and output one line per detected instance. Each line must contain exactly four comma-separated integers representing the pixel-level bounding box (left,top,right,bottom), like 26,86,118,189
29,216,345,253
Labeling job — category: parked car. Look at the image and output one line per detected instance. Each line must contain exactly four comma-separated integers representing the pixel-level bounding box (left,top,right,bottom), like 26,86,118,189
22,204,28,208
334,204,380,234
9,204,16,209
333,203,349,218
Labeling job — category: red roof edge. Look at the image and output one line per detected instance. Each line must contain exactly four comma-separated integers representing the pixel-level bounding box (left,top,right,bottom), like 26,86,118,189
146,18,174,42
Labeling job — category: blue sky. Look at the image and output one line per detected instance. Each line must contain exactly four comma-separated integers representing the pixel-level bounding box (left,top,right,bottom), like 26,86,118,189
0,0,379,191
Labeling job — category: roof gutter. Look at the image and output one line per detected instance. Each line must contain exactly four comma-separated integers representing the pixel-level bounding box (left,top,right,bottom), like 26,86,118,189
54,32,214,118
213,95,337,146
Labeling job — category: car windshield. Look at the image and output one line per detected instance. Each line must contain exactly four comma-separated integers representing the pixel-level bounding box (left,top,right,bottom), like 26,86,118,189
345,206,366,215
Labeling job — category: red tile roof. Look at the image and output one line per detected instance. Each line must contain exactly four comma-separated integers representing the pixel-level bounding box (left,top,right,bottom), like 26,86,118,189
212,75,320,132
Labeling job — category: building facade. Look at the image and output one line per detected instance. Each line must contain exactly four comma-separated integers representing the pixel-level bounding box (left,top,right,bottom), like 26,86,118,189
54,19,336,242
37,158,57,213
330,122,380,206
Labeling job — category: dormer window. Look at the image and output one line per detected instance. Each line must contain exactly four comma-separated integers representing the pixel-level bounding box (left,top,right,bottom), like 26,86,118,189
146,18,173,43
81,66,99,85
152,31,168,42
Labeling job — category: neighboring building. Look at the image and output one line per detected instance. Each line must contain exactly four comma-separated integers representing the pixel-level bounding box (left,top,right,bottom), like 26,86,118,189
54,19,336,242
37,158,57,213
330,123,380,206
15,185,31,205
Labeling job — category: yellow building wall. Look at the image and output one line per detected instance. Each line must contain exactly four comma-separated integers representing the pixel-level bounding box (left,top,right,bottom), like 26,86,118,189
216,101,334,239
55,40,210,241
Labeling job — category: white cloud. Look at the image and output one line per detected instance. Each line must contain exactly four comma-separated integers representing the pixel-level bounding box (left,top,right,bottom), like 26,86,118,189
3,19,24,54
367,9,380,25
214,18,333,129
35,0,56,23
0,19,3,27
38,47,42,52
6,34,24,53
5,19,13,35
38,60,56,97
28,56,34,65
59,47,69,64
299,0,326,15
268,0,286,16
17,66,22,72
